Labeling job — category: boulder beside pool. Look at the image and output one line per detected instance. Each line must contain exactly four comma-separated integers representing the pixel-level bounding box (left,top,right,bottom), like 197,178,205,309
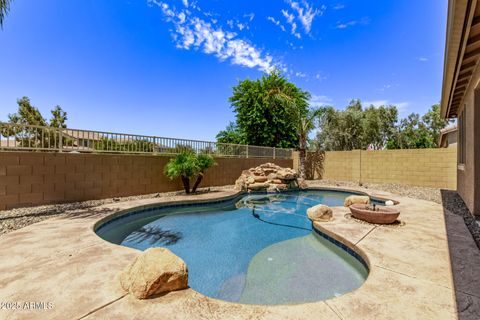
120,248,188,299
234,163,302,192
307,204,333,222
344,195,370,207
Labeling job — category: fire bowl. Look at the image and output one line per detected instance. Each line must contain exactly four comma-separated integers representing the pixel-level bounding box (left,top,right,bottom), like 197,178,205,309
349,204,400,224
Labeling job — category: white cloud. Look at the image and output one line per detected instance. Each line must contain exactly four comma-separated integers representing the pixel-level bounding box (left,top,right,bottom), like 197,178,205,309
181,0,189,7
244,13,255,21
281,9,301,38
267,16,287,32
295,71,307,78
286,0,325,34
310,95,333,106
150,1,275,72
336,17,370,29
417,57,429,62
336,21,357,29
332,4,345,10
237,23,245,31
282,9,295,24
315,73,327,81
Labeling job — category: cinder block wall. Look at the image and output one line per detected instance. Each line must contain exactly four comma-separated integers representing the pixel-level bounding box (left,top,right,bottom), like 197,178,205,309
0,152,292,210
293,147,457,189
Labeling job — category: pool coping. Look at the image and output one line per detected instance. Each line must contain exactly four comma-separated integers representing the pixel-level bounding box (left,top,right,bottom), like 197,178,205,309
93,188,376,275
0,185,457,319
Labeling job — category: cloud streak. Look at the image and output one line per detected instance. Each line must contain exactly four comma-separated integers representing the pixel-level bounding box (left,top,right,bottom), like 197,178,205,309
149,1,275,72
286,0,325,34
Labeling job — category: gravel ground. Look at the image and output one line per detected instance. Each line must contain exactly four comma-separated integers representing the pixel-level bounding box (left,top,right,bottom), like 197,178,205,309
0,186,235,236
307,179,443,204
441,189,480,250
0,179,468,237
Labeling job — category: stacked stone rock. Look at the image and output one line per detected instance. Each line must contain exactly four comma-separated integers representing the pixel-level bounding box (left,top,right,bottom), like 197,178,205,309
234,163,306,192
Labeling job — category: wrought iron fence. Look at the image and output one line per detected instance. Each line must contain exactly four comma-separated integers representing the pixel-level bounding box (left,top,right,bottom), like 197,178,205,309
0,122,293,159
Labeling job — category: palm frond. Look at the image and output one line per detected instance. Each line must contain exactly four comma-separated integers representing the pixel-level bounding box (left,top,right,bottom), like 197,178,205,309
0,0,11,28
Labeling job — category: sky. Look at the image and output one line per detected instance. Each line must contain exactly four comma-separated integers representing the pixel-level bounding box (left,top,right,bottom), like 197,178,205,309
0,0,448,141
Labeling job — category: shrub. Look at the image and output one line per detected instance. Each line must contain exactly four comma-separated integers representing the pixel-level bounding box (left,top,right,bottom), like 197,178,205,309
164,152,216,194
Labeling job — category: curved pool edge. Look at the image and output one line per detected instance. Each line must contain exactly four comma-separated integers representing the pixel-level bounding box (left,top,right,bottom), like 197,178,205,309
90,186,387,307
0,184,454,319
92,186,399,235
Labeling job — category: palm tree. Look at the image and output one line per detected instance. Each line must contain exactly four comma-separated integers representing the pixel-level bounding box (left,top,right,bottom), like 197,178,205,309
0,0,12,28
164,151,216,194
191,154,216,193
296,108,322,180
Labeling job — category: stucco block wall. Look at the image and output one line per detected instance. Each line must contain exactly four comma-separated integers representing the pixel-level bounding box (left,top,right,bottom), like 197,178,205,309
294,148,457,189
456,66,480,216
0,152,292,210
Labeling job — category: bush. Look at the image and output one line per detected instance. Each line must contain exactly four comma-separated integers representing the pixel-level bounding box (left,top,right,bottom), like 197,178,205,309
164,152,216,194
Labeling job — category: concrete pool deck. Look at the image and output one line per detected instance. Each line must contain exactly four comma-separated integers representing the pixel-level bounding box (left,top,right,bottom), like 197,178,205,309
0,186,460,319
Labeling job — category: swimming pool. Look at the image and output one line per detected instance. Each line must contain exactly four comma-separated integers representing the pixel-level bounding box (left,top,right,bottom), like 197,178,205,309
96,189,373,305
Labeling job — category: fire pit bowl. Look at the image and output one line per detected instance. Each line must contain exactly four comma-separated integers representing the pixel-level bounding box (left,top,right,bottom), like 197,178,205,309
349,204,400,224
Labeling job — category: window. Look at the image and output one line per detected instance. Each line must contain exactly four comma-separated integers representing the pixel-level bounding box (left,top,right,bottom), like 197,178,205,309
458,106,466,165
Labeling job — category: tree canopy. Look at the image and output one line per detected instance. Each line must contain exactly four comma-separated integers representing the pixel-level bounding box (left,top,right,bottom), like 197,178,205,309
219,70,310,148
386,104,452,149
315,100,398,151
5,96,68,128
315,101,451,151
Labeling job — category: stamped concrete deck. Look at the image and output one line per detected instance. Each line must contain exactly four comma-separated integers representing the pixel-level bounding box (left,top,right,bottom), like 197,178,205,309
0,186,460,319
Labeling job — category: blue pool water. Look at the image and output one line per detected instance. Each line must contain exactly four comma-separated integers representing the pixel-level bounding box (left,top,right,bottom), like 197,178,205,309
96,190,371,304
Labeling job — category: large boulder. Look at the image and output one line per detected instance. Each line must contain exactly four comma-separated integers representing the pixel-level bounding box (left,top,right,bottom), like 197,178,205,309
344,195,370,207
307,204,333,222
120,248,188,299
234,163,300,192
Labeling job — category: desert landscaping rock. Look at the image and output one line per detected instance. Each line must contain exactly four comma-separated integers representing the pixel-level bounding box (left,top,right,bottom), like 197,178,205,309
307,204,333,222
344,195,370,207
120,247,188,299
234,163,301,192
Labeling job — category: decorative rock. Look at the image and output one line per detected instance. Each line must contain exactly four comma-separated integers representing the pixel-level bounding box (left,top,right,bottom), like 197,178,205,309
307,204,333,222
344,195,370,207
248,182,270,190
120,248,188,299
254,176,268,182
234,163,300,192
297,178,308,189
276,169,296,180
385,200,394,206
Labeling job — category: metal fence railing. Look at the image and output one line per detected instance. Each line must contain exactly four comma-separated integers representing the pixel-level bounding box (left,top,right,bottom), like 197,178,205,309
0,122,293,159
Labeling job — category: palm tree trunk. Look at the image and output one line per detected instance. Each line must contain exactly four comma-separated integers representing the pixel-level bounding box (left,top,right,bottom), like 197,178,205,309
181,176,190,194
191,172,204,193
299,135,307,180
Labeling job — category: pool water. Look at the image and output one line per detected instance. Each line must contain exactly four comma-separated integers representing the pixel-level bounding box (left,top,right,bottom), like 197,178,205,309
96,190,370,305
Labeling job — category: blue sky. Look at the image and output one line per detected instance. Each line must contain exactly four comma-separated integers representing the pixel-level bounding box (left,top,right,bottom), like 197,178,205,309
0,0,447,141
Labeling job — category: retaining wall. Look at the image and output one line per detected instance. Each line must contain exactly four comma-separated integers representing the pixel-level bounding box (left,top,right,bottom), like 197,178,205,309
0,152,292,210
294,147,457,189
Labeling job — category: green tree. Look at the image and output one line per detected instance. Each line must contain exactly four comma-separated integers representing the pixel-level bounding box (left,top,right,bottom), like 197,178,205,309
164,151,216,194
422,104,453,146
49,106,68,128
0,0,11,28
386,104,453,149
226,69,310,148
362,105,398,150
191,154,216,192
216,122,244,144
1,97,68,149
315,100,398,151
